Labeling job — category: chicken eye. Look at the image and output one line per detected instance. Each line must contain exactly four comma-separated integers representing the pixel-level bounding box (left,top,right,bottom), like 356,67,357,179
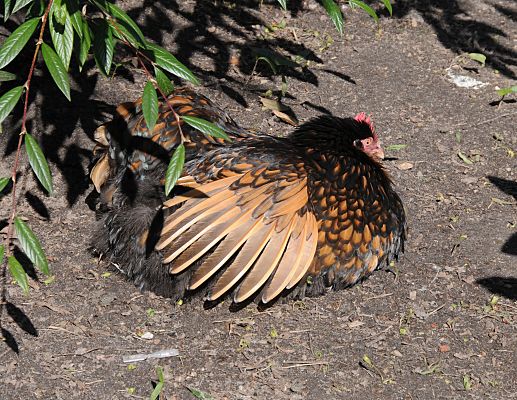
363,138,372,146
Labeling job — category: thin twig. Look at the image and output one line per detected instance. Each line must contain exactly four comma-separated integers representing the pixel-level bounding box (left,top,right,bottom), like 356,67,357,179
453,111,517,129
3,0,54,261
281,361,329,369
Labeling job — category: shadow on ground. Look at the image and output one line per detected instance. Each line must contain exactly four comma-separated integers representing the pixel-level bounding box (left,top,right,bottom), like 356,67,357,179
476,277,517,300
488,176,517,256
393,0,517,79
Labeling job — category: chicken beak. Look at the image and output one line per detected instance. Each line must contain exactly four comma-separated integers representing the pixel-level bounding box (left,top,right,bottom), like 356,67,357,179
371,145,385,160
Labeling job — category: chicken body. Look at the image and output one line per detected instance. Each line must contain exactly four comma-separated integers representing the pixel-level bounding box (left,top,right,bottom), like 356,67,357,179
91,87,406,305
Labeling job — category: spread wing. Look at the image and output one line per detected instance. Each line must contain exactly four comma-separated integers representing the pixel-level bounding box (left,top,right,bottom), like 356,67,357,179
155,155,318,304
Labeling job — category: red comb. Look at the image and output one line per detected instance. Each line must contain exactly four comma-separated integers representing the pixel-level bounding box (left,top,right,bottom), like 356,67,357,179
354,112,376,137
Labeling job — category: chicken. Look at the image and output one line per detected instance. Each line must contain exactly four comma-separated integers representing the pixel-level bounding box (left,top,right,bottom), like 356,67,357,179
90,87,406,305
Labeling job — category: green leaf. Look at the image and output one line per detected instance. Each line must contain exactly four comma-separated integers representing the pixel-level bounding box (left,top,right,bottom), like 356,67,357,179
41,43,71,100
385,144,407,151
11,0,34,15
496,85,517,97
0,70,17,82
91,19,114,76
50,2,74,69
154,67,174,96
147,43,200,85
0,17,40,69
4,0,12,21
150,366,165,400
0,85,24,124
256,56,277,74
349,0,379,21
321,0,343,35
0,177,10,193
0,245,4,265
468,52,486,66
457,151,473,165
8,255,29,295
105,2,147,49
65,0,83,38
164,144,185,196
142,80,158,133
188,387,214,400
14,216,50,276
380,0,392,16
78,19,91,70
24,133,53,194
463,374,472,391
26,0,45,19
181,115,230,141
277,0,287,10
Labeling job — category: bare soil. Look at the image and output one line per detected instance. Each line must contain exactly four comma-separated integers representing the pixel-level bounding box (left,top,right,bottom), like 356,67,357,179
1,1,516,399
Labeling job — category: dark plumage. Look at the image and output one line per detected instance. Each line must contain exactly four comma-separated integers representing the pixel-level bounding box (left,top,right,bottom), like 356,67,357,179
90,87,406,305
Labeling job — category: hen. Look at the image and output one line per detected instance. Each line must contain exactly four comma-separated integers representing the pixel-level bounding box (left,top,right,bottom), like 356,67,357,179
90,87,406,305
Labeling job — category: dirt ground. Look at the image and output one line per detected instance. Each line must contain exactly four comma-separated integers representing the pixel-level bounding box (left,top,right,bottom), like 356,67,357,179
1,0,516,399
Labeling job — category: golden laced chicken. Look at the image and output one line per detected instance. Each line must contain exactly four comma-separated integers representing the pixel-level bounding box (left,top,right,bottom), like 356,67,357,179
90,87,406,305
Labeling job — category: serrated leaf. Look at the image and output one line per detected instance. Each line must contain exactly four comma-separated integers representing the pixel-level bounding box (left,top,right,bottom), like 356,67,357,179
26,0,45,19
150,366,165,400
468,52,486,66
0,85,23,124
11,0,34,15
0,177,10,193
142,80,158,133
147,43,199,85
165,144,185,196
14,216,50,276
496,85,517,97
25,133,53,194
91,19,114,76
65,0,83,38
41,43,71,100
385,144,407,151
350,0,379,21
50,3,74,69
380,0,392,16
188,387,214,400
78,19,91,70
321,0,343,35
0,70,17,81
457,151,473,165
181,115,230,141
277,0,287,10
4,0,12,21
109,21,139,49
105,2,147,49
8,255,29,295
0,17,40,69
154,67,174,96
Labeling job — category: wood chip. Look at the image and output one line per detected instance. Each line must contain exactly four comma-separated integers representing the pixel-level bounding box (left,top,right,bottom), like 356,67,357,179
122,348,179,363
396,162,414,170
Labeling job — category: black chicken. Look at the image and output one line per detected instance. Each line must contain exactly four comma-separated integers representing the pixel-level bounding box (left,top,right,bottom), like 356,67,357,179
90,87,406,305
